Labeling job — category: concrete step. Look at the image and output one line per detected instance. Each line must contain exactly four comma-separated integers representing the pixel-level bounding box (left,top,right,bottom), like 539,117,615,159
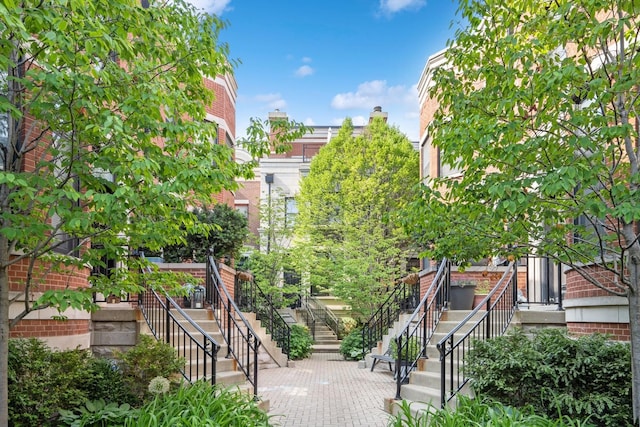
312,344,341,354
400,383,441,405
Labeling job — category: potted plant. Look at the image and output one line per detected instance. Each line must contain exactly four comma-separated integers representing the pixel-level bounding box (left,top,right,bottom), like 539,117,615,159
473,279,493,309
449,279,476,310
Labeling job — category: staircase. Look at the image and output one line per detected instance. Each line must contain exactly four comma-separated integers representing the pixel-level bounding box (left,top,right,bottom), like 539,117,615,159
139,307,247,387
392,310,483,416
311,323,341,354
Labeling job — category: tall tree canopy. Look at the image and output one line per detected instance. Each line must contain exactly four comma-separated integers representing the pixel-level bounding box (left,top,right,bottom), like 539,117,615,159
295,118,420,319
404,0,640,421
0,0,303,423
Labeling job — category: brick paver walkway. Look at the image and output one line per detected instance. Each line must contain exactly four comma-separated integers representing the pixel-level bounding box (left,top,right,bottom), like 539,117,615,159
258,353,396,427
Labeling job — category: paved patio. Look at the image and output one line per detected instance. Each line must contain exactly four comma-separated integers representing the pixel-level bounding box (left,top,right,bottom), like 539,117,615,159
258,353,397,427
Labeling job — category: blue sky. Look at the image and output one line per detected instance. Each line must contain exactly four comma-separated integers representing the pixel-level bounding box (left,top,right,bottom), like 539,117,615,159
188,0,461,141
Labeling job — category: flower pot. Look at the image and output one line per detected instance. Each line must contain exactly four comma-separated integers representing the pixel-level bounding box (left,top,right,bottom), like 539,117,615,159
450,283,476,310
473,294,488,309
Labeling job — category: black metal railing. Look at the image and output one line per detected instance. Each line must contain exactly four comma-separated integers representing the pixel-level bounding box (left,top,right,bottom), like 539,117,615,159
394,260,450,399
436,261,518,407
522,255,564,309
307,296,343,339
235,274,291,357
138,281,220,385
300,302,317,339
362,279,421,357
206,256,261,396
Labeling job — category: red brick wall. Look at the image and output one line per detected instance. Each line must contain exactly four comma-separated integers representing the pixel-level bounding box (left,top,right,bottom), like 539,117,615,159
568,322,630,341
419,267,526,300
565,265,629,340
235,180,261,246
203,76,236,139
565,266,620,300
219,264,236,301
8,256,90,292
10,319,90,338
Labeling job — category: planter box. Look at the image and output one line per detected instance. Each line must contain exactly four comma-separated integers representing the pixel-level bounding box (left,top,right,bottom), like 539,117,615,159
450,284,476,310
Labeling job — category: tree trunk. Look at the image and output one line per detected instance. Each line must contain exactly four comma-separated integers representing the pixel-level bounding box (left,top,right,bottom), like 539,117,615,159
629,250,640,426
0,241,10,426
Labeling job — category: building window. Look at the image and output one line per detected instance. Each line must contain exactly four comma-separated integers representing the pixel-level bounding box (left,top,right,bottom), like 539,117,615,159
236,205,248,218
285,197,297,227
437,148,463,178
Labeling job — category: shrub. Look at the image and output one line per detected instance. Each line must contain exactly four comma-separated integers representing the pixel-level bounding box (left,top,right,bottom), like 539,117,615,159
288,324,313,360
8,338,95,426
128,380,272,426
340,329,366,361
84,357,136,405
114,335,185,404
465,328,632,427
390,336,421,360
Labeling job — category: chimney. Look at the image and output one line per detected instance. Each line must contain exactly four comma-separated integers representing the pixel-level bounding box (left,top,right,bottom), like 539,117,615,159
369,106,388,123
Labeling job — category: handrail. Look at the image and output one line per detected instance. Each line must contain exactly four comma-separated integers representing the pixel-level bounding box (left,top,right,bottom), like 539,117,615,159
362,279,421,358
307,296,343,339
138,272,220,385
206,256,262,397
235,274,291,357
393,260,450,399
436,261,518,407
300,303,317,339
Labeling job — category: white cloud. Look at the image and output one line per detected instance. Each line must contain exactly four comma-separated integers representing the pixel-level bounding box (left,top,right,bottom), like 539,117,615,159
331,80,415,110
255,93,287,110
379,0,426,14
188,0,232,15
304,117,316,126
330,81,420,141
295,65,314,78
302,57,312,63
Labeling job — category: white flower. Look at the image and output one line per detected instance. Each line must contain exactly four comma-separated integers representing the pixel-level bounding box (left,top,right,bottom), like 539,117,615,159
148,376,170,395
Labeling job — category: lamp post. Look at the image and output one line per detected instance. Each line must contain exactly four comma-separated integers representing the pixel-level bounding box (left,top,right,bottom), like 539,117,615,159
265,173,274,253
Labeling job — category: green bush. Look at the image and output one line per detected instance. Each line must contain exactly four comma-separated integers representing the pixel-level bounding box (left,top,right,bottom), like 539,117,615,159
288,324,313,360
340,329,366,361
114,335,185,404
465,328,632,427
8,338,96,426
85,357,136,405
127,380,272,426
388,395,597,427
390,336,421,360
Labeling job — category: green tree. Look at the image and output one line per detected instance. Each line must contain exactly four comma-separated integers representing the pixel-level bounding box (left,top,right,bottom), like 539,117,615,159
162,204,249,263
404,0,640,421
243,189,302,307
0,1,304,423
295,118,420,319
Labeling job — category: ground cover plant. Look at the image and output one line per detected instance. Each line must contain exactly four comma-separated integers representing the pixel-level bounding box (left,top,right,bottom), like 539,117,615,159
465,328,632,426
388,396,597,427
